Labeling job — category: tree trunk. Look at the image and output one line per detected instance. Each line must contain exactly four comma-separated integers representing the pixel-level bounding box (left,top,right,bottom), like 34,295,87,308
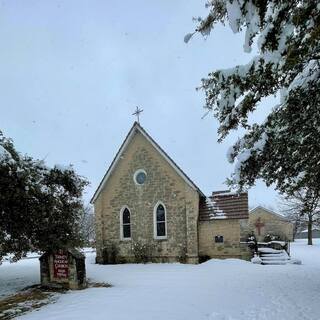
307,216,313,245
292,222,297,241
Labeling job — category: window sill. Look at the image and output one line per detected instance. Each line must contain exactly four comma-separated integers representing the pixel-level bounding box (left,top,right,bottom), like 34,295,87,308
120,238,132,242
154,237,168,241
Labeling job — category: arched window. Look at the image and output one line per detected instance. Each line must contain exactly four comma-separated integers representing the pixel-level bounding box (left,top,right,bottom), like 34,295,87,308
120,207,131,240
154,202,167,239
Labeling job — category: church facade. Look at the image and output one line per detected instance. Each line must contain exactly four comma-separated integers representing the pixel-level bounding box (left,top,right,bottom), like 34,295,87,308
248,206,294,242
91,122,250,264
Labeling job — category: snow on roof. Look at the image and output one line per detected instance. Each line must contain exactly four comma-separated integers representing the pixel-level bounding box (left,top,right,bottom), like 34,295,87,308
212,190,239,197
199,190,248,221
205,197,227,220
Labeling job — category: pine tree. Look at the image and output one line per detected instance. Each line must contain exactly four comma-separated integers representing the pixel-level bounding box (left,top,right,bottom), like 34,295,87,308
185,1,320,195
0,131,88,262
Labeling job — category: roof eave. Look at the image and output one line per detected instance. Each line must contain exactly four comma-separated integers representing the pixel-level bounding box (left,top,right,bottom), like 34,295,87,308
250,205,289,220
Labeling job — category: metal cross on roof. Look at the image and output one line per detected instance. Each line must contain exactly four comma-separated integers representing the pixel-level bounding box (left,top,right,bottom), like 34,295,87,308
132,106,143,123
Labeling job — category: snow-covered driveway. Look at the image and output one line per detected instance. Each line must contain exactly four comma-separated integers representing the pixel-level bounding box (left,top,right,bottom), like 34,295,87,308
1,240,319,320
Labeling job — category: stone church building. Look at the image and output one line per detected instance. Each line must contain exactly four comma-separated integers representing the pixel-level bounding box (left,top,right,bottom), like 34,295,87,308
248,206,294,242
91,122,250,264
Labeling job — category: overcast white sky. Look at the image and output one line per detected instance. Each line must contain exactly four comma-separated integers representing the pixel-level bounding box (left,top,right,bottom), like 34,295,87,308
0,0,280,209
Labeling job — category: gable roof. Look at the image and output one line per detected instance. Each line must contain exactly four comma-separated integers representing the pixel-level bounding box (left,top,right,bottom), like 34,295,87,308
199,190,249,220
90,122,205,203
250,206,289,221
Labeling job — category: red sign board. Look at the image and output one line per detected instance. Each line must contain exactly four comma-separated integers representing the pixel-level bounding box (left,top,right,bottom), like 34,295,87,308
53,251,69,279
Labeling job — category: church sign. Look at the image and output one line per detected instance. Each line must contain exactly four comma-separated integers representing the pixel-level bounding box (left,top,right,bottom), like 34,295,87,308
53,250,69,279
39,248,86,290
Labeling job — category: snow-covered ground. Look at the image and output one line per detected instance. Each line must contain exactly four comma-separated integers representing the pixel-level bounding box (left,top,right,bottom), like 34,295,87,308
0,240,319,320
0,258,39,299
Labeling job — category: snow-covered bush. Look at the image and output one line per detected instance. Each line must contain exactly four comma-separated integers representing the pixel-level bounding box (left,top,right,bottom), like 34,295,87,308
264,233,281,243
131,241,154,263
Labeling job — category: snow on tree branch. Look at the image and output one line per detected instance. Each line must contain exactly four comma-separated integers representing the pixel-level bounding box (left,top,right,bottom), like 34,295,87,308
186,1,320,194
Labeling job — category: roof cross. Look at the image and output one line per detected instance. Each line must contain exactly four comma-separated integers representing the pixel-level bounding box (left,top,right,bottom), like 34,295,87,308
132,106,143,124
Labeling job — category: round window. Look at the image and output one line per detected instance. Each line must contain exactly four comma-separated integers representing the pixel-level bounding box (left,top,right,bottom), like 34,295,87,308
134,170,147,185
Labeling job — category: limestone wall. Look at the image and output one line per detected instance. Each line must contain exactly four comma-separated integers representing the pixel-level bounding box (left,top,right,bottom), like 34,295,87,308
198,219,251,260
94,130,200,264
248,207,294,241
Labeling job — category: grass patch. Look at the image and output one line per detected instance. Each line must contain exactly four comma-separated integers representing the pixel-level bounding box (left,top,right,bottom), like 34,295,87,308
0,287,56,320
87,279,112,288
0,281,111,319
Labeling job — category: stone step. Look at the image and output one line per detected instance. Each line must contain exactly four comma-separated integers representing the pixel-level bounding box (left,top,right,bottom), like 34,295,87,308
260,254,287,258
261,257,289,262
258,248,285,254
259,251,285,255
260,252,288,256
261,256,288,259
262,260,287,265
